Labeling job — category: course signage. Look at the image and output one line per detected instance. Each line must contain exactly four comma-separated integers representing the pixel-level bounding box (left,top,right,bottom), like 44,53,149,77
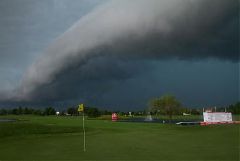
112,113,118,121
203,112,232,122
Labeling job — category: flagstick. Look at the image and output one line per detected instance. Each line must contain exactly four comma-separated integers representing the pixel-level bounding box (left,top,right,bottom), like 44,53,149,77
83,111,86,152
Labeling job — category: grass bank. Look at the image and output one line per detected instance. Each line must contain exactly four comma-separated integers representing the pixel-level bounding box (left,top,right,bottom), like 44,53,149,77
0,115,239,161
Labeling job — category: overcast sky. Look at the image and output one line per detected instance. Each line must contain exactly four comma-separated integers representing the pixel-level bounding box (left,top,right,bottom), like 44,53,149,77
0,0,239,110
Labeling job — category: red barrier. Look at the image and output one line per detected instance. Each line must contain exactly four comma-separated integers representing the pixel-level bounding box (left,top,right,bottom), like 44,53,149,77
200,121,240,126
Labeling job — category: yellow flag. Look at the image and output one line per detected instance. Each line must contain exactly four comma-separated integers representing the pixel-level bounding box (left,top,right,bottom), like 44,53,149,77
78,104,84,112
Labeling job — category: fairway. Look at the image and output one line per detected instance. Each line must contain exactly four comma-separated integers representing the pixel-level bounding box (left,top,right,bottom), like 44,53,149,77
0,115,239,161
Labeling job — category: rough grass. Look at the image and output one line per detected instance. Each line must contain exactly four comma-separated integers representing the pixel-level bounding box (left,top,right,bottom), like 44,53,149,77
0,115,239,161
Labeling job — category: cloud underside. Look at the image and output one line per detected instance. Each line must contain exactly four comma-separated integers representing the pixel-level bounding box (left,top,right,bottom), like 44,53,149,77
1,0,239,104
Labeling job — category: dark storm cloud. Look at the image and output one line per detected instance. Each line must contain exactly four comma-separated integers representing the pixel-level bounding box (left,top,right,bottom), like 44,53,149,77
0,0,104,91
23,56,146,101
0,0,102,66
1,0,238,104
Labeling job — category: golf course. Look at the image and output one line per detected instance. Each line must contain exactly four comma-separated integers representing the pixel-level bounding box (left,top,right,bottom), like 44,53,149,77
0,115,239,161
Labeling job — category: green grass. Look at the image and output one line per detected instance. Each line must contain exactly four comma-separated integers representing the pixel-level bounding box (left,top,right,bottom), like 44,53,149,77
0,115,239,161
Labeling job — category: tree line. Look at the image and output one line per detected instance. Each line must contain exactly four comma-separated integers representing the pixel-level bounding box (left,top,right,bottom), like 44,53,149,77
0,107,56,116
0,106,111,117
0,96,239,117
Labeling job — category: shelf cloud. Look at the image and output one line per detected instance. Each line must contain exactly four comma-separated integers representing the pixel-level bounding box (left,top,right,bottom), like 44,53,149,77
1,0,238,104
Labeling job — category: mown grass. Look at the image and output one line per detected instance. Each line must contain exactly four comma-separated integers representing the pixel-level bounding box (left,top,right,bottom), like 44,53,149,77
0,115,239,161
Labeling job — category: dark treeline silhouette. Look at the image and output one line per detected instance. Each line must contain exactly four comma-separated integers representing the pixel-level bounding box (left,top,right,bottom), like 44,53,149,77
220,102,240,114
0,106,113,117
0,106,56,116
66,106,112,117
0,102,239,117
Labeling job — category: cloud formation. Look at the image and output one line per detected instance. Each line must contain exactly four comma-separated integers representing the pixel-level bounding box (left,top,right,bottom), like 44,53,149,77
2,0,238,104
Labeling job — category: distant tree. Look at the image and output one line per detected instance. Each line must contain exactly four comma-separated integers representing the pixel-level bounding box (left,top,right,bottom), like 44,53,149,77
100,110,112,115
228,102,240,114
12,108,18,115
23,107,32,114
44,107,56,115
85,107,100,118
11,107,23,115
0,109,8,115
135,111,144,116
149,95,181,119
18,106,23,115
67,107,77,115
191,109,200,115
33,109,43,115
